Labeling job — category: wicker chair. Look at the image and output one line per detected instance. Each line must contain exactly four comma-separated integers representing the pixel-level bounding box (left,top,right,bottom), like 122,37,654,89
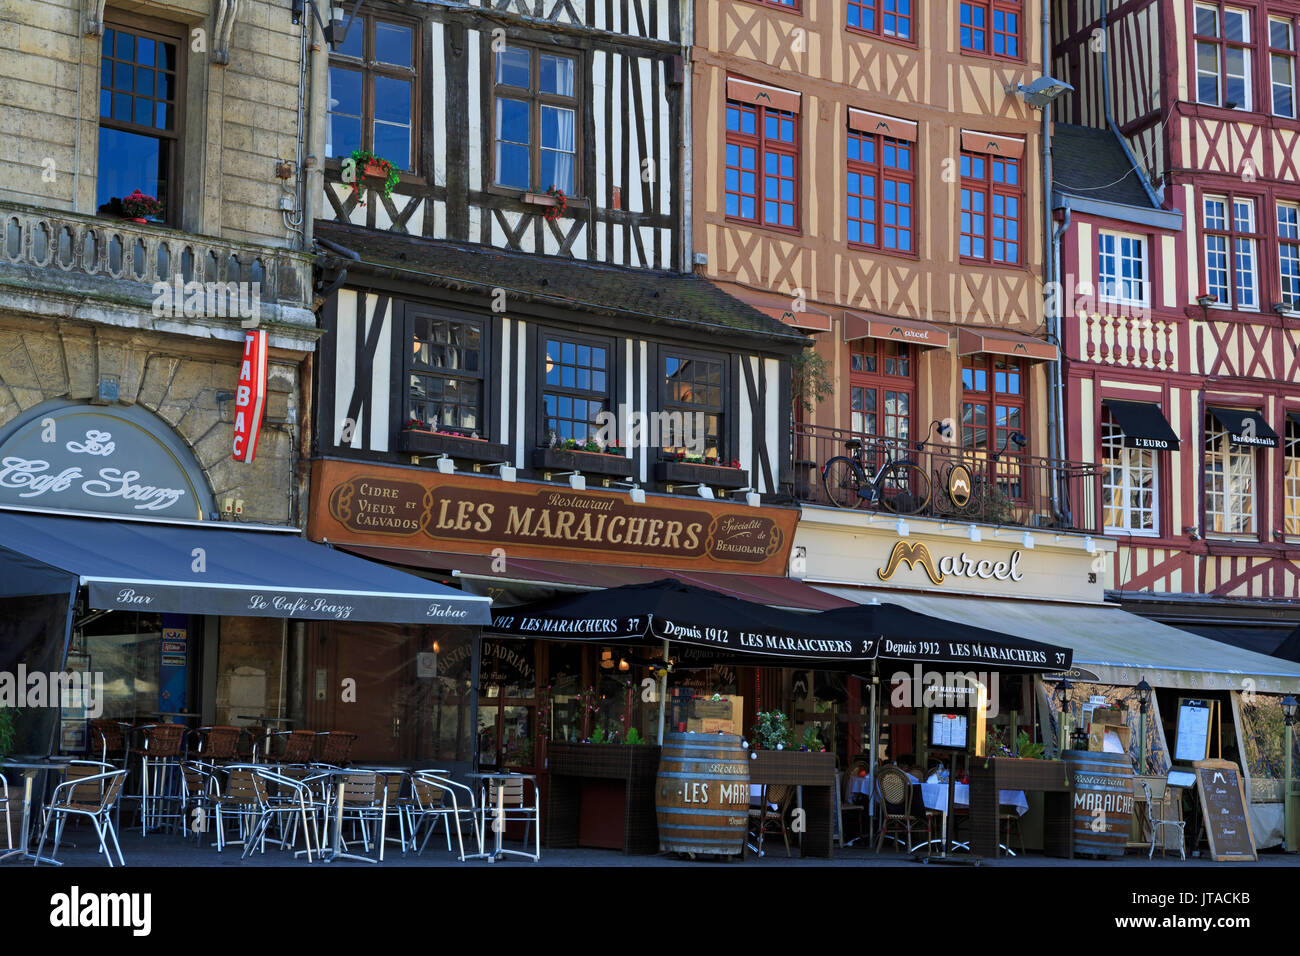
88,719,134,765
34,765,129,867
193,726,245,764
135,722,189,835
312,731,358,767
874,766,936,853
270,729,318,765
747,784,796,858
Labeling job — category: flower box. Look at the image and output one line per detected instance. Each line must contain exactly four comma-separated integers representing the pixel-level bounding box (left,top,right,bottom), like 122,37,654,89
545,742,662,855
969,756,1070,791
533,446,634,479
654,459,749,490
522,192,560,207
399,429,510,463
361,159,388,181
749,749,836,786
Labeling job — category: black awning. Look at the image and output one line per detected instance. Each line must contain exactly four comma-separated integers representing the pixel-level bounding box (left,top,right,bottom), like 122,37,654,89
1207,407,1279,448
0,511,491,625
488,578,1073,672
1103,399,1180,451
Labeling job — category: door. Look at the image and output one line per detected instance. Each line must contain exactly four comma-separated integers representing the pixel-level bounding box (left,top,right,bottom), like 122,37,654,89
306,623,409,763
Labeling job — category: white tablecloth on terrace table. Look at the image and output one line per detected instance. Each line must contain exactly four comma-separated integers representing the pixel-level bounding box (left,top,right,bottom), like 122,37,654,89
847,775,1027,815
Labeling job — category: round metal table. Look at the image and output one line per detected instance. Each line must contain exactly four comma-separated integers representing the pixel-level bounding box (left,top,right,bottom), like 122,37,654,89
0,756,75,865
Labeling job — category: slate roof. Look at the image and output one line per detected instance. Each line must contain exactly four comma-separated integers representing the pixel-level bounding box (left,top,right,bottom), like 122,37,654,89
1051,123,1156,210
314,222,808,345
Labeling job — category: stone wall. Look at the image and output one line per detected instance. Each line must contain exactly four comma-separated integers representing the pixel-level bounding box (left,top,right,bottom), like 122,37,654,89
0,315,301,524
212,615,287,728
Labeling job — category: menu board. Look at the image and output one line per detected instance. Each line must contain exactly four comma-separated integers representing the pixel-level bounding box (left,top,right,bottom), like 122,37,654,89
1193,760,1256,861
930,712,968,749
1175,698,1213,762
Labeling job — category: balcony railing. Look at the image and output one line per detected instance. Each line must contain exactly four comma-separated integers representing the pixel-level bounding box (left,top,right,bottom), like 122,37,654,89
0,201,313,326
792,422,1102,534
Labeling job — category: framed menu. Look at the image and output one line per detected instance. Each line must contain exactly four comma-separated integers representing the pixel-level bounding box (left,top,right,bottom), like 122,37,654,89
1192,759,1256,861
930,712,968,749
1174,698,1213,762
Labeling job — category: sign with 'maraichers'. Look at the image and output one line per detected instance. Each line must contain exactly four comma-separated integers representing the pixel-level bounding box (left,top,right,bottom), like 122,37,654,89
307,459,798,575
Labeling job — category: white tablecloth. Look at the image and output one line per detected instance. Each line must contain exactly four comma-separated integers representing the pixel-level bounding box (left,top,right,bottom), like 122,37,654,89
847,774,1027,815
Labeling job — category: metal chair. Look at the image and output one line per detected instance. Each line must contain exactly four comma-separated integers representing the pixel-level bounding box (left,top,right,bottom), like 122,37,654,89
839,762,869,847
245,767,323,861
34,766,128,867
312,731,358,767
747,784,795,858
334,771,389,862
193,726,245,765
1142,779,1186,860
135,722,189,834
477,775,540,862
210,766,266,853
409,771,477,860
269,729,318,766
0,772,11,851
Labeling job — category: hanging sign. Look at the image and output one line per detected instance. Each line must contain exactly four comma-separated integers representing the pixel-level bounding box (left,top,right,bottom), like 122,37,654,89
232,329,269,462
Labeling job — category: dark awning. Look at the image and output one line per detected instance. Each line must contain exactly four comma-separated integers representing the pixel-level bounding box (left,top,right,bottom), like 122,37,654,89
1102,399,1180,450
488,578,1072,671
1207,407,1279,448
0,511,491,625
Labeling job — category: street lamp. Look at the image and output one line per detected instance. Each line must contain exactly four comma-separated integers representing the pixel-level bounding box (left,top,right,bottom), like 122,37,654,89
1285,695,1298,852
1136,678,1152,775
1054,679,1073,756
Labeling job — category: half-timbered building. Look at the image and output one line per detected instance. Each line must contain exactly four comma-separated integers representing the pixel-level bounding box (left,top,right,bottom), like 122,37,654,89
1053,0,1300,653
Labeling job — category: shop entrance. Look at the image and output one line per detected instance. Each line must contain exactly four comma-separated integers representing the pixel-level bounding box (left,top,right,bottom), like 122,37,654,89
476,640,538,770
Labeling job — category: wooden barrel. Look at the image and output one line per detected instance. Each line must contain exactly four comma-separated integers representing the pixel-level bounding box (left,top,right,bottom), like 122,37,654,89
1065,749,1135,858
655,733,750,856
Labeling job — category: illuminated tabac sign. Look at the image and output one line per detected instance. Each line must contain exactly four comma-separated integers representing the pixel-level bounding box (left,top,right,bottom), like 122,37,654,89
232,330,269,462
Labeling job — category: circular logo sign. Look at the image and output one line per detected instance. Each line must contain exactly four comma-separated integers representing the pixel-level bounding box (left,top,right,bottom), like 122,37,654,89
947,463,974,508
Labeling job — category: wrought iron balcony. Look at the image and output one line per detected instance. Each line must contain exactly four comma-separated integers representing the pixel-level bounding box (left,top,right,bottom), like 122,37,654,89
0,201,314,333
791,422,1102,534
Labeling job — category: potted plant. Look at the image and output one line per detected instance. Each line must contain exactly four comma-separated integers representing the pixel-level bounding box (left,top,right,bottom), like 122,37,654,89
346,148,401,206
533,436,635,479
523,184,567,219
0,707,18,767
120,189,164,223
654,451,749,490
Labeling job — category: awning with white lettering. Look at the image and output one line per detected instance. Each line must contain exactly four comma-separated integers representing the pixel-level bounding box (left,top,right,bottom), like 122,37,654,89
0,509,491,625
1207,407,1279,448
1102,399,1181,451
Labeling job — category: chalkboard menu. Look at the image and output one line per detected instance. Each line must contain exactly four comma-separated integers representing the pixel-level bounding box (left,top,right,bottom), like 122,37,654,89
1193,760,1256,861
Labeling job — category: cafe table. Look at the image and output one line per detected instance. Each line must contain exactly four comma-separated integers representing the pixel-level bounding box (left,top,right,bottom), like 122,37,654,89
291,767,385,864
0,755,75,864
849,773,1027,853
465,772,539,863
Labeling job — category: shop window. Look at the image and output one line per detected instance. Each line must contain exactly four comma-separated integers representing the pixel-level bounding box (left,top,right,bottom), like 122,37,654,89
1285,416,1300,535
1097,231,1148,306
847,0,913,41
1204,411,1256,533
541,333,610,446
97,19,184,225
1195,4,1252,109
1270,16,1297,116
1203,194,1260,309
1278,202,1300,308
849,339,913,445
960,0,1020,58
662,350,725,460
493,44,578,195
960,149,1021,265
327,13,418,172
406,311,484,435
725,98,799,230
1101,409,1158,534
847,130,915,253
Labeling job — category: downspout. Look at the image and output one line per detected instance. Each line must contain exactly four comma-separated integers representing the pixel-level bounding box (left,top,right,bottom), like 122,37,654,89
1041,0,1063,510
1052,202,1071,473
680,0,693,274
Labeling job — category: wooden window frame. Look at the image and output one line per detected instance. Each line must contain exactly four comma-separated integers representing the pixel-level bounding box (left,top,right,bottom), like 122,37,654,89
490,42,583,199
846,130,917,257
848,339,916,446
404,307,488,438
961,355,1026,454
1278,200,1300,308
1269,16,1297,117
98,14,186,226
1285,415,1300,536
1097,230,1150,307
1203,410,1258,536
1202,192,1262,310
959,0,1022,60
960,149,1023,266
1100,408,1160,536
846,0,916,45
659,347,729,462
326,11,421,177
740,0,802,12
725,98,801,234
1193,3,1253,110
537,329,614,448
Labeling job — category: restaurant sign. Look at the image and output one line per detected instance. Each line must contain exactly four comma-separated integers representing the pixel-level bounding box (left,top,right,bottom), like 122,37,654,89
0,403,211,520
308,459,798,575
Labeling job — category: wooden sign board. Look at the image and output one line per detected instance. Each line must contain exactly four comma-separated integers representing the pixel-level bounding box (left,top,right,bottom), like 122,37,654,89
1192,759,1256,861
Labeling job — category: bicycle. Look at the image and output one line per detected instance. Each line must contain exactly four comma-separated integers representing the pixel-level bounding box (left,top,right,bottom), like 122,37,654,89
821,437,932,514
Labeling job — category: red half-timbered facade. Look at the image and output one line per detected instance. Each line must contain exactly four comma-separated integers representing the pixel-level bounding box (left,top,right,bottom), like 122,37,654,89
1053,0,1300,646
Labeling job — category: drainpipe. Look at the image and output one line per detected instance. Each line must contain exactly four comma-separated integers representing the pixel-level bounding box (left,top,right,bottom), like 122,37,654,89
1041,0,1063,513
680,0,693,274
1052,202,1071,475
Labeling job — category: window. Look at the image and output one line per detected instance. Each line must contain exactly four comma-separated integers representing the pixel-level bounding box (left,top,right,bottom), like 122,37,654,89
1097,232,1148,305
1101,410,1158,533
849,339,913,441
327,15,417,171
494,45,578,195
846,130,915,253
1270,17,1296,116
407,313,484,436
542,335,609,445
725,98,799,229
97,20,183,224
1203,195,1260,308
847,0,914,40
1279,203,1300,308
960,0,1020,57
1195,4,1252,109
1286,417,1300,535
662,352,724,460
1204,411,1255,534
962,355,1026,499
960,149,1021,264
